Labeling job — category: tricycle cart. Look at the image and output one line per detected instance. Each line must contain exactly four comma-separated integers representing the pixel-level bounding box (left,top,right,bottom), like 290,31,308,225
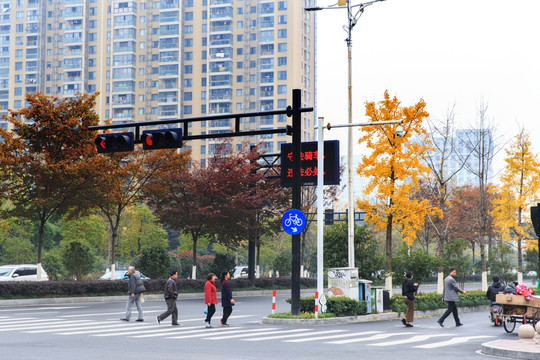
495,294,540,333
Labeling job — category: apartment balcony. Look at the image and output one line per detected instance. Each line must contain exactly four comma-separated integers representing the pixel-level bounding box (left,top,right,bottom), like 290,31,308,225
210,7,233,20
158,95,178,104
210,21,232,33
210,0,232,5
112,94,136,106
159,0,178,9
112,109,135,119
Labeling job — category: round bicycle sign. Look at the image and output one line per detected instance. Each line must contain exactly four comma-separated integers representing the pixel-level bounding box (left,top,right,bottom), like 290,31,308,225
281,209,306,235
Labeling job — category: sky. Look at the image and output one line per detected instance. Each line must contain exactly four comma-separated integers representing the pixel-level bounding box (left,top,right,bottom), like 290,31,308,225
313,0,540,177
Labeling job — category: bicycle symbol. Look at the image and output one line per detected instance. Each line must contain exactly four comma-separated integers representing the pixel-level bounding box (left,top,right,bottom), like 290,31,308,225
284,213,303,228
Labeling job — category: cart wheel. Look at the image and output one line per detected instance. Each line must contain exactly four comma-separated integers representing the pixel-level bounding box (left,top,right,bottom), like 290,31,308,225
504,317,516,333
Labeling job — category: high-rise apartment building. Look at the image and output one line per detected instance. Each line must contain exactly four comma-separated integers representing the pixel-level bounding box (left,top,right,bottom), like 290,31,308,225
2,0,316,163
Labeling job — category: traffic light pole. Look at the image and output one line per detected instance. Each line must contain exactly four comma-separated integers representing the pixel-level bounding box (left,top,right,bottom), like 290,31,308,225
291,89,302,316
91,90,311,316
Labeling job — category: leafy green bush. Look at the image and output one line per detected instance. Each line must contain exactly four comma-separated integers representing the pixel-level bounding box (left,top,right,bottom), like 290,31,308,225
267,312,337,319
286,296,367,317
390,290,489,313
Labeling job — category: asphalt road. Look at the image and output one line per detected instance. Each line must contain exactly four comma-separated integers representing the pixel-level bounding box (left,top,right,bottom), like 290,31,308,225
0,294,518,360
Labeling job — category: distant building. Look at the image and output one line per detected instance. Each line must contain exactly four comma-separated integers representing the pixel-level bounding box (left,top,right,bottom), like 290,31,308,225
431,128,494,187
2,0,316,164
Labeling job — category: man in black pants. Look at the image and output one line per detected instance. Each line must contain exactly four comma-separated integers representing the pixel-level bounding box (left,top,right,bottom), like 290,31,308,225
157,270,179,326
437,267,467,327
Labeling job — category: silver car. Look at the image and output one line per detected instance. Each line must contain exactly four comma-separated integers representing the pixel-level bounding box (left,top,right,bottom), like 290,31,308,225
0,264,49,281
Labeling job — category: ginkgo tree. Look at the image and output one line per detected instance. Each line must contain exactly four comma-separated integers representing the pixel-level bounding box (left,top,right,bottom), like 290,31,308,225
356,91,441,273
491,128,540,271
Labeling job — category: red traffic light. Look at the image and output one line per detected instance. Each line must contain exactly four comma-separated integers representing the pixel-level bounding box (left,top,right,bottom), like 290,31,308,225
94,132,135,153
141,128,182,150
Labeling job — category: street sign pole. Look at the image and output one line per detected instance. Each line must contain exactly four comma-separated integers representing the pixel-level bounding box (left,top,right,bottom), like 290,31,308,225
316,117,324,312
291,89,302,316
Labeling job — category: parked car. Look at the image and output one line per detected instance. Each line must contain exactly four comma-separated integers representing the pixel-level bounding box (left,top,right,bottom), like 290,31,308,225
233,266,248,279
99,269,150,280
0,264,49,281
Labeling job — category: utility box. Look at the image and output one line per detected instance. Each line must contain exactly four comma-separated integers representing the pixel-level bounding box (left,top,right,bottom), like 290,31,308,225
358,279,372,314
373,288,384,313
327,267,359,301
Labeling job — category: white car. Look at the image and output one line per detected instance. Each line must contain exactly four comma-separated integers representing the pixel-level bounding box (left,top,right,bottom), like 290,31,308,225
0,264,49,281
233,266,249,279
99,269,150,280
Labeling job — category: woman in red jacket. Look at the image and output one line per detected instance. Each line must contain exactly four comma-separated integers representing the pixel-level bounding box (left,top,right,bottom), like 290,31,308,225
204,273,218,328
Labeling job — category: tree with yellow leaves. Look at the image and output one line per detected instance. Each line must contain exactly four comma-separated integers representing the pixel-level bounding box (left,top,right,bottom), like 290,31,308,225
357,91,441,272
491,128,540,271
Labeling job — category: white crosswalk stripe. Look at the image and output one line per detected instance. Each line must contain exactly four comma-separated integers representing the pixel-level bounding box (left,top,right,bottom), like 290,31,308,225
284,331,382,343
242,329,345,342
368,333,450,346
326,332,413,345
0,314,497,350
414,335,495,349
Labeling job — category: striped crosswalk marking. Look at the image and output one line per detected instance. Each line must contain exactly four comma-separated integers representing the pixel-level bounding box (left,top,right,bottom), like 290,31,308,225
168,327,279,340
128,326,226,339
415,335,495,349
368,333,450,346
284,331,382,343
94,325,201,337
243,329,345,342
326,332,413,344
0,314,500,351
56,323,137,335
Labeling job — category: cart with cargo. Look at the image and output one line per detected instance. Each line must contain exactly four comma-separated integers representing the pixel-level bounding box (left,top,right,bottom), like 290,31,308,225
495,293,540,333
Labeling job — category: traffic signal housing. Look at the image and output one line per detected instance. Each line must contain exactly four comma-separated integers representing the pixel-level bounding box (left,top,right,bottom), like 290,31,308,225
141,128,182,150
95,132,134,153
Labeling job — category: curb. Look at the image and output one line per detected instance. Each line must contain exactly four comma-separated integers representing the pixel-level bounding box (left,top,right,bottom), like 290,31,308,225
261,305,489,326
481,339,540,360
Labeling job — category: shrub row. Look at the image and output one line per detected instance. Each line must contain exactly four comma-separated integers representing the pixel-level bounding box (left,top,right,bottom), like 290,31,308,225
0,277,317,299
286,296,367,317
390,290,489,313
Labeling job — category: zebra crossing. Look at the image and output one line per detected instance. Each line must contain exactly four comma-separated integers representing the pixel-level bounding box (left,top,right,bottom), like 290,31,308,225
0,314,495,349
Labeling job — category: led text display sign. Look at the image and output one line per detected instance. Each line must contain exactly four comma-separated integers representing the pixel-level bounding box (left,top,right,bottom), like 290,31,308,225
280,140,340,187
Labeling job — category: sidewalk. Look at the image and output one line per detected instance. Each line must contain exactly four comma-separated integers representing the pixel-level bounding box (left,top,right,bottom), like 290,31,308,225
481,339,540,360
262,305,488,326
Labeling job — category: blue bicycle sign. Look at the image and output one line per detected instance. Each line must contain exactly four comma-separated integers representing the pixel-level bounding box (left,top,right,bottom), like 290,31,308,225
281,209,306,235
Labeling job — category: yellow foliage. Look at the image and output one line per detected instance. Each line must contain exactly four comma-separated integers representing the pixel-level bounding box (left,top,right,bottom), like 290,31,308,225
356,90,439,246
491,129,540,249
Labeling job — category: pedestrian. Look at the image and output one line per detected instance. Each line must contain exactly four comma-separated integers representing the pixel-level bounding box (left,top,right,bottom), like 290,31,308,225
401,271,419,327
156,270,179,326
437,267,466,327
220,271,235,326
204,272,218,328
120,266,146,322
486,275,504,305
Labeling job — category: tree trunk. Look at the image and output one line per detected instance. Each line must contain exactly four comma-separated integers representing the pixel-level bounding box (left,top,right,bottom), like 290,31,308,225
386,213,393,272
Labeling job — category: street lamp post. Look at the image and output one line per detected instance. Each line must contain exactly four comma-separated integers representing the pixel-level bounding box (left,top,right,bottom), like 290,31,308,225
307,0,386,268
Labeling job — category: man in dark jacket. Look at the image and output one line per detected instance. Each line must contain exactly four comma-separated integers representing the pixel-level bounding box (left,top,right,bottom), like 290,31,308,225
486,275,504,305
120,266,146,322
401,271,419,327
157,270,179,326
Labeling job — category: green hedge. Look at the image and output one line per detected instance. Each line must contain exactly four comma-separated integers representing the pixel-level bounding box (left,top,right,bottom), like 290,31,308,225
0,276,317,299
390,290,489,313
286,296,367,317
